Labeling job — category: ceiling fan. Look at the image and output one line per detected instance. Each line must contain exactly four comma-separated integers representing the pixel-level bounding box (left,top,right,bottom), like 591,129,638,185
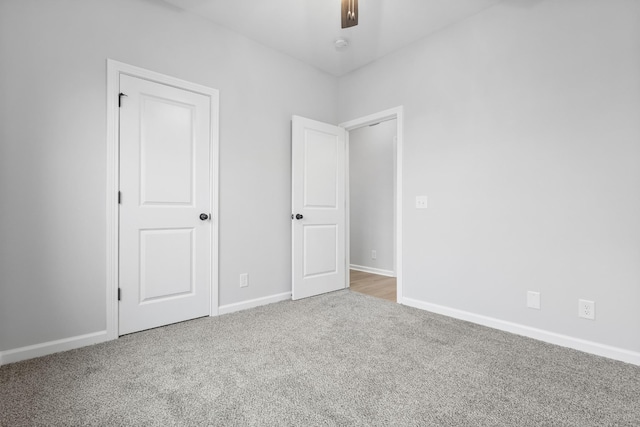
341,0,358,28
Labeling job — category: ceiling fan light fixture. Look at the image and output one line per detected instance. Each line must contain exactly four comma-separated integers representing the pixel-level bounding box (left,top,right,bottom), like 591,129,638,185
341,0,358,29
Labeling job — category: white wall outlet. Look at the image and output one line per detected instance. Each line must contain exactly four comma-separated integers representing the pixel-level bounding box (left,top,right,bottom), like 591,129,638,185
527,291,540,310
578,299,595,320
415,196,428,209
371,250,377,260
239,273,249,288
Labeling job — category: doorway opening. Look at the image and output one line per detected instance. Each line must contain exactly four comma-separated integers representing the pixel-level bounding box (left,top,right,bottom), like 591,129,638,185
340,107,403,303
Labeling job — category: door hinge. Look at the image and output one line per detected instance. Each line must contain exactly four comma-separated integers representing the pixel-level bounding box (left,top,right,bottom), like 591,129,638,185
118,191,121,204
118,288,121,301
118,92,127,107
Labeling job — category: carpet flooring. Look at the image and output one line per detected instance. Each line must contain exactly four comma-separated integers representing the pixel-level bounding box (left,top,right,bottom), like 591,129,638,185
1,290,639,426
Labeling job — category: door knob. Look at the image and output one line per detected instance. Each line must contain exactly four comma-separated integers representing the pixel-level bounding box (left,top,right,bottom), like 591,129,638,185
295,214,303,220
199,213,210,221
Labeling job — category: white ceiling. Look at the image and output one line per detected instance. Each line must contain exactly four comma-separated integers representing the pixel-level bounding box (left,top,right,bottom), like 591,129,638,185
162,0,504,76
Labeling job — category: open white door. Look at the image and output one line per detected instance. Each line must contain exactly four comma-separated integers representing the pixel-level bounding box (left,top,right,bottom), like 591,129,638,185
291,116,347,300
119,74,212,335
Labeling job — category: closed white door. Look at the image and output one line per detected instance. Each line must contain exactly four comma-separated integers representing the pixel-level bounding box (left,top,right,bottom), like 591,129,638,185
291,116,347,300
119,74,212,335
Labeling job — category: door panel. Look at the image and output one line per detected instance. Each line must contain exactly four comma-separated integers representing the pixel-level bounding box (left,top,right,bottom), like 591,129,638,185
119,74,211,335
139,228,194,302
304,225,338,277
292,116,346,300
304,131,338,208
140,96,195,205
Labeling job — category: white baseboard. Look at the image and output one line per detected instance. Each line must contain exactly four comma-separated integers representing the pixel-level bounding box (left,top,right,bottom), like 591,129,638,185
349,264,396,278
400,297,640,366
1,292,292,365
0,330,109,366
7,296,635,367
218,292,291,315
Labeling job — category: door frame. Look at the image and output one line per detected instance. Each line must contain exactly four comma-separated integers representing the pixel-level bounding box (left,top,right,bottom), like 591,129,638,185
339,106,403,303
106,59,220,340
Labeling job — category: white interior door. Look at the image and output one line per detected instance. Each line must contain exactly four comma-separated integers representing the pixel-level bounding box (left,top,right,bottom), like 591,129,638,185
291,116,347,300
119,74,212,335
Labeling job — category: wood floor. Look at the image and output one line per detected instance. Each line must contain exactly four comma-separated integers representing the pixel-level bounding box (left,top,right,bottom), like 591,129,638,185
349,269,397,302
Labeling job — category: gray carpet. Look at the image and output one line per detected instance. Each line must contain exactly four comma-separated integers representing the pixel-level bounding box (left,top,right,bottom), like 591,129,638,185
1,290,639,426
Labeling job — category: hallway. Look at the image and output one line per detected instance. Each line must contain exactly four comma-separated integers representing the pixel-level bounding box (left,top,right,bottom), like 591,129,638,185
349,270,396,302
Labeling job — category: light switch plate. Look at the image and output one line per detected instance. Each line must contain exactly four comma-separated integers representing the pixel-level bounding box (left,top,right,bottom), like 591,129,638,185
416,196,428,209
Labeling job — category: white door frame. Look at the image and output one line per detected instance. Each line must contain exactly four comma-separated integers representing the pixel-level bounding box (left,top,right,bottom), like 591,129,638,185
105,59,220,340
339,106,403,303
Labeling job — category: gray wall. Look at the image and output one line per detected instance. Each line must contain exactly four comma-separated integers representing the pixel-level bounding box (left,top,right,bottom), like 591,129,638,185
349,120,396,273
338,0,640,353
2,0,639,359
0,0,337,351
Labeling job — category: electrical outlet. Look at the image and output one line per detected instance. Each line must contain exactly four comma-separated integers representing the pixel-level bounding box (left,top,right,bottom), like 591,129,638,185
371,250,377,260
527,291,540,310
415,196,428,209
239,273,249,288
578,299,595,320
